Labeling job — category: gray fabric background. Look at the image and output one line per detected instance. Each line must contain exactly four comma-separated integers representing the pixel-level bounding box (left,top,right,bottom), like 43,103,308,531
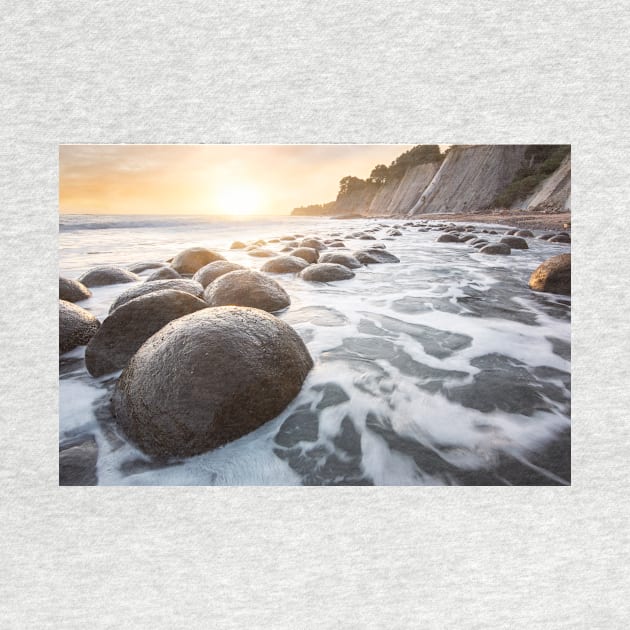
1,1,628,627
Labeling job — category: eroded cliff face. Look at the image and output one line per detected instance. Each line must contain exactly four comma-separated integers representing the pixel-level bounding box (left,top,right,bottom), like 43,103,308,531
514,154,571,212
408,145,528,215
367,161,440,216
292,144,570,217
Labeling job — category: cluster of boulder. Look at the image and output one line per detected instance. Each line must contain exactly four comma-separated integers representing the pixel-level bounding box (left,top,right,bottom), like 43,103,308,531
59,229,404,474
431,221,571,295
59,219,571,482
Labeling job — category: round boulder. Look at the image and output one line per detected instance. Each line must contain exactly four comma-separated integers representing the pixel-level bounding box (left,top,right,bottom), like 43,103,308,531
479,243,511,255
112,307,314,458
529,254,571,295
192,261,245,287
299,238,326,250
437,234,460,243
128,261,168,274
78,266,140,287
549,234,571,244
204,270,290,312
247,248,277,258
317,252,362,269
146,267,181,282
230,241,247,249
500,236,529,249
300,263,355,282
86,290,209,376
329,241,346,248
515,230,534,238
353,249,400,264
261,256,309,274
171,247,226,274
59,277,92,302
290,247,319,264
109,279,204,313
59,300,100,354
537,233,556,240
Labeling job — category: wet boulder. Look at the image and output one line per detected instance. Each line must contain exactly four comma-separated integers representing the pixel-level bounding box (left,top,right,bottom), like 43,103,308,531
86,290,209,376
146,266,181,281
261,255,309,274
290,247,319,264
59,277,92,302
537,233,556,240
192,261,245,287
78,265,140,287
549,234,571,244
247,248,277,258
353,249,400,264
59,436,98,486
59,300,100,353
109,279,204,313
329,241,346,248
318,252,362,269
529,253,571,295
128,261,168,274
171,247,226,274
112,306,314,458
300,263,355,282
515,230,534,238
479,243,511,255
437,234,460,243
500,236,529,249
204,270,290,312
230,241,247,249
299,238,326,250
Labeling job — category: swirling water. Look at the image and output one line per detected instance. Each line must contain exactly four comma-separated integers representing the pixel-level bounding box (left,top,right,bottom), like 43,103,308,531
59,214,571,485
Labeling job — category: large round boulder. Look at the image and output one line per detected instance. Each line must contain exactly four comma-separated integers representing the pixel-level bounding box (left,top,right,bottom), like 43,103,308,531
353,249,400,264
317,252,362,269
299,238,326,250
549,234,571,244
479,243,511,255
78,266,140,287
290,247,319,264
112,307,314,457
300,263,355,282
59,300,100,354
261,256,309,274
192,261,245,287
59,277,92,302
247,248,277,258
230,241,247,249
171,247,226,274
500,236,529,249
515,230,534,238
437,234,460,243
127,261,168,274
529,254,571,295
109,279,204,313
146,267,181,282
204,270,290,312
86,290,209,376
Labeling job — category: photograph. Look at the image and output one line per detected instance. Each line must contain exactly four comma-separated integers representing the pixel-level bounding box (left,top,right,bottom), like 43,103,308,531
59,143,571,486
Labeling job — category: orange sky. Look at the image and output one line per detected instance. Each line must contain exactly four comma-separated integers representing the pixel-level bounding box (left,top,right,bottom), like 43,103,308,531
59,144,420,216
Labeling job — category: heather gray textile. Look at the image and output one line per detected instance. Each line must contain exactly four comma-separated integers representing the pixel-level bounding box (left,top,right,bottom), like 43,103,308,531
1,1,628,628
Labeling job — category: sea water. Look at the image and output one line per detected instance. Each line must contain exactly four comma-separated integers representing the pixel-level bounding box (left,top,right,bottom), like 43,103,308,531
59,214,571,485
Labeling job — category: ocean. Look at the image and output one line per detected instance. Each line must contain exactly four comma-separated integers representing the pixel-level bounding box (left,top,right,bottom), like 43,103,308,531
59,213,571,485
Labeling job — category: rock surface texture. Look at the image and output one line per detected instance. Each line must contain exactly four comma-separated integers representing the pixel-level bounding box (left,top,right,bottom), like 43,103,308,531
112,307,314,458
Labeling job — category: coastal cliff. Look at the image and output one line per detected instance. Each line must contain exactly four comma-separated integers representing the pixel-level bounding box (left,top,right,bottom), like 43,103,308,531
291,144,571,218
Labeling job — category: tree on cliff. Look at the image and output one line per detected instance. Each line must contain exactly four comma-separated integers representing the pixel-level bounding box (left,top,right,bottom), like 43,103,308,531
367,164,388,185
338,175,369,198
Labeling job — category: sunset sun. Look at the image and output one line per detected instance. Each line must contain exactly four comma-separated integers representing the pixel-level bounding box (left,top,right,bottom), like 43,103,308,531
215,184,261,216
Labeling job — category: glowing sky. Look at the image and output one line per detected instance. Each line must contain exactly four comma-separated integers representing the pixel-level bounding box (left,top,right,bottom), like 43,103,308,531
59,144,418,216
